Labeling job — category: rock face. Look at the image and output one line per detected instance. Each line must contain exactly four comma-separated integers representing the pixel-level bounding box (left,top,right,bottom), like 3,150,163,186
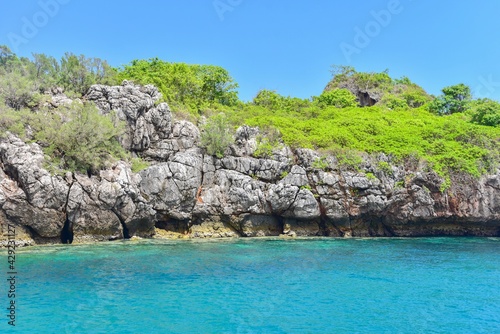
1,82,499,246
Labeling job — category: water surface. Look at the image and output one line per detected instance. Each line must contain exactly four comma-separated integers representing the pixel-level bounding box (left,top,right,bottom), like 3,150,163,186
1,237,499,333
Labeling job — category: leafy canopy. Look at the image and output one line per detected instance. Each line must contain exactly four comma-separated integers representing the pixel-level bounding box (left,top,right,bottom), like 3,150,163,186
117,59,239,113
429,83,472,115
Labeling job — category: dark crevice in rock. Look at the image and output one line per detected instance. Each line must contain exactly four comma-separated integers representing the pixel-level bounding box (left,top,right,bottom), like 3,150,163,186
111,208,131,239
379,219,396,237
274,215,285,234
220,215,243,237
60,217,74,244
226,216,244,236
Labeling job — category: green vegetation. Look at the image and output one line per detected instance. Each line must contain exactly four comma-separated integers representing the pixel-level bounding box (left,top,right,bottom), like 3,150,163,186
1,45,500,182
117,58,239,113
300,185,312,191
469,98,500,127
311,157,330,170
316,89,357,108
0,102,126,173
429,83,472,115
324,66,432,109
280,171,289,179
131,157,150,173
200,113,233,158
0,45,118,100
253,89,312,112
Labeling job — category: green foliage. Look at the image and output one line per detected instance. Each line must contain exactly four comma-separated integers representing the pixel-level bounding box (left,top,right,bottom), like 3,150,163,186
0,46,118,98
280,171,289,179
253,89,311,112
325,66,431,110
131,157,150,173
230,103,500,178
253,137,275,158
429,83,472,115
469,98,500,127
311,156,329,170
336,149,364,171
0,102,126,173
0,106,30,137
395,180,405,188
365,172,377,180
316,89,357,108
400,85,432,108
118,59,239,113
377,161,393,174
200,113,233,158
380,93,408,109
300,185,312,191
253,127,282,158
58,53,118,95
325,66,393,98
0,70,41,110
36,103,126,173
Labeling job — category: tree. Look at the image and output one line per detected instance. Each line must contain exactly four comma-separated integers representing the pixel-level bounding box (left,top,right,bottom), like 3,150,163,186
32,53,60,92
118,59,239,112
58,53,117,95
430,83,471,115
0,45,16,68
0,70,39,110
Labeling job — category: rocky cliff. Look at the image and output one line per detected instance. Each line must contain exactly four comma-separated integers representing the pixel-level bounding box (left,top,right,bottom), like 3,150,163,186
1,81,499,246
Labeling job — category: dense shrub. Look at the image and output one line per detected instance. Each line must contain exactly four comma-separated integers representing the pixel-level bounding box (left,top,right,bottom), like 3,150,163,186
118,59,239,113
228,104,500,178
253,89,311,112
316,89,357,108
0,102,126,173
469,98,500,127
200,113,233,158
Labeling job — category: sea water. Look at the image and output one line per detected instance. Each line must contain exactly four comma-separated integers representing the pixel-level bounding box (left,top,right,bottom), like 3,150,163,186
1,237,499,333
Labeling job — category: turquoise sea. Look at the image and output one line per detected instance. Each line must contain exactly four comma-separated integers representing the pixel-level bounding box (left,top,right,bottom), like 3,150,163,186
1,237,499,333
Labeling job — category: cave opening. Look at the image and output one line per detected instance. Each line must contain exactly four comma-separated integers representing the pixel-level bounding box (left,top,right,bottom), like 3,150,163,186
60,218,74,244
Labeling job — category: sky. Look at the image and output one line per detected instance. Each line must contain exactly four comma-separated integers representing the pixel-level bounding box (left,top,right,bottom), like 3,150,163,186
1,0,500,102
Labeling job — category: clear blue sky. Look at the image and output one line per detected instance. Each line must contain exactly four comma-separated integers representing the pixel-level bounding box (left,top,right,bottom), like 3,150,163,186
1,0,500,102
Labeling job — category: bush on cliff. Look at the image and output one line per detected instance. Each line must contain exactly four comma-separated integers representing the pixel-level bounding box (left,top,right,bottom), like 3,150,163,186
200,113,233,158
0,102,126,173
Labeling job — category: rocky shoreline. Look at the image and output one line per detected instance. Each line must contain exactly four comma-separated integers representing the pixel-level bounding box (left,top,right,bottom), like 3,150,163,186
1,81,499,247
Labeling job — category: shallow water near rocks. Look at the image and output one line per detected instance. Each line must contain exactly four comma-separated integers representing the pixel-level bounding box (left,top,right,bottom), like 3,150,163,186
2,237,499,333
